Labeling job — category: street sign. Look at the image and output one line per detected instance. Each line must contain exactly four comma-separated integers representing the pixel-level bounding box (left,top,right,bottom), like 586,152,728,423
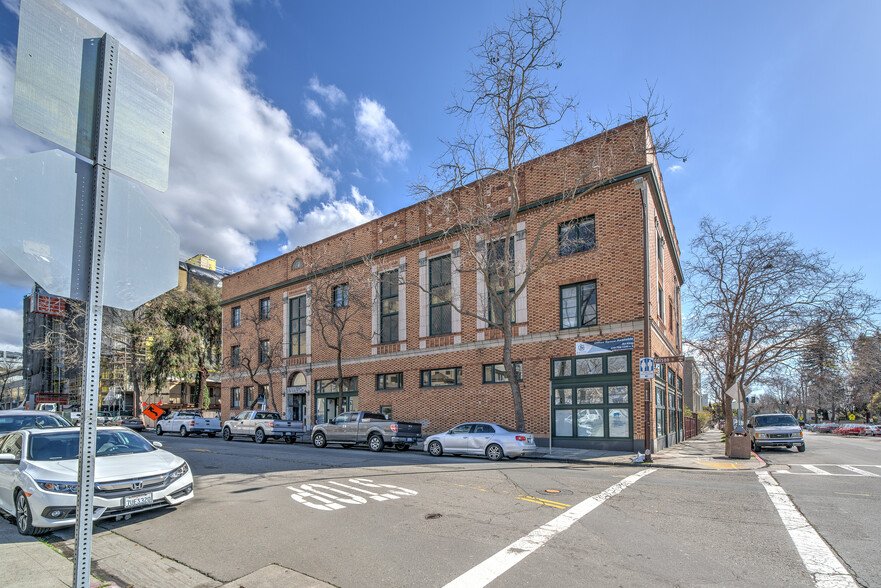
724,383,740,400
13,0,174,191
654,355,686,364
639,357,655,380
0,150,179,310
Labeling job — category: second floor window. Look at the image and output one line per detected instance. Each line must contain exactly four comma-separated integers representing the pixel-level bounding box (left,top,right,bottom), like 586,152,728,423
259,297,270,320
376,372,403,390
421,367,462,387
231,306,241,327
333,283,349,308
429,255,452,335
560,281,597,329
658,285,665,322
243,385,251,407
380,270,399,343
558,215,596,256
259,339,269,363
488,238,515,326
289,295,306,356
483,362,522,383
231,387,240,409
230,345,241,367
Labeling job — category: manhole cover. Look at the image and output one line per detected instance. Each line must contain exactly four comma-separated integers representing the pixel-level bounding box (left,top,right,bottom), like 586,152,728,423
425,513,442,520
541,489,573,496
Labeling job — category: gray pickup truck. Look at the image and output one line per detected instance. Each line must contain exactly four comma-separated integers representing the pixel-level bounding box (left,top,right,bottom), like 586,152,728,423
311,411,422,452
222,410,305,444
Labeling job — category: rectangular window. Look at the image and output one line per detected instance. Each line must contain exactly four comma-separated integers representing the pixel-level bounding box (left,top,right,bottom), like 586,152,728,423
657,229,664,266
421,367,462,387
289,295,306,356
258,339,269,363
376,372,403,390
333,283,349,308
380,270,399,343
315,377,358,395
243,385,251,407
488,238,515,326
258,384,266,400
658,285,664,322
483,362,523,383
231,306,241,328
231,387,240,409
429,255,452,335
558,215,596,256
230,345,241,367
560,281,597,329
259,297,270,320
380,405,392,419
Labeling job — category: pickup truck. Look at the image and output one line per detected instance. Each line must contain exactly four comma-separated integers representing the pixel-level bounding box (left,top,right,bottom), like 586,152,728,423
311,411,422,452
156,411,222,437
221,410,305,444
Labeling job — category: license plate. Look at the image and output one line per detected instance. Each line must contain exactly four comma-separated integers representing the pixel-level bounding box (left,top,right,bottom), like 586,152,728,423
124,493,153,508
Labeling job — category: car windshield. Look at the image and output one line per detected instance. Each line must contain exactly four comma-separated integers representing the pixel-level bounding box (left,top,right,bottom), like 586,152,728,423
0,414,71,432
755,415,799,427
28,430,156,461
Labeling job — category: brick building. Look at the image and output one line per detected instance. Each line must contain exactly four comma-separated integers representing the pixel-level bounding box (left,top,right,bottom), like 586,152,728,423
221,120,685,451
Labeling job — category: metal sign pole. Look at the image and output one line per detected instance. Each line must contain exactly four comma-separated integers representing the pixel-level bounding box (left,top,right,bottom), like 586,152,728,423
73,33,117,588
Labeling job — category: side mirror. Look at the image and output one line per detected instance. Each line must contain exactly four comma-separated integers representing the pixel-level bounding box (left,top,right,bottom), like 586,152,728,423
152,441,163,448
746,423,753,428
0,453,20,465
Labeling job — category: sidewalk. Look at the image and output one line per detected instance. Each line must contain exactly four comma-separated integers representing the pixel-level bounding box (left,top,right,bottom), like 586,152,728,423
1,429,760,587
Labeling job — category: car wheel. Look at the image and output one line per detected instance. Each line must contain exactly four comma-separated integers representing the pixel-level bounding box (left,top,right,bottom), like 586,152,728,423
155,425,163,436
207,432,216,438
255,429,266,444
394,443,410,451
15,491,47,536
284,437,295,445
222,427,233,441
368,434,385,452
180,426,189,438
428,440,443,457
313,432,327,448
797,444,806,453
753,444,761,453
486,443,503,461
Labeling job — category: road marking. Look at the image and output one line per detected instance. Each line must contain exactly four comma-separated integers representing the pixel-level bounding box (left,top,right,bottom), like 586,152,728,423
697,462,745,469
803,465,833,475
515,496,570,509
288,478,418,511
773,464,881,477
757,472,858,588
443,469,655,588
838,465,879,477
833,492,871,497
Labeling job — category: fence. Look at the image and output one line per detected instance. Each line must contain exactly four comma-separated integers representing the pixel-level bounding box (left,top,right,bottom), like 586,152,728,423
684,414,700,439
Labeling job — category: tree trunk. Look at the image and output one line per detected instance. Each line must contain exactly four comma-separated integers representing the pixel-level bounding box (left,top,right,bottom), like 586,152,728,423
198,365,210,410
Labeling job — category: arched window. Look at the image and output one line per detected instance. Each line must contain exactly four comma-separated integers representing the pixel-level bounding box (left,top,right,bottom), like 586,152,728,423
288,372,306,387
292,258,304,270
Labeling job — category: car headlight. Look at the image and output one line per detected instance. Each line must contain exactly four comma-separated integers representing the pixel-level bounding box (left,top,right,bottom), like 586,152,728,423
168,462,189,481
37,480,78,494
755,433,767,439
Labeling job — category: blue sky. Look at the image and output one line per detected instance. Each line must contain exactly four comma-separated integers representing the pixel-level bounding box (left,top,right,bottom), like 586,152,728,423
1,0,880,350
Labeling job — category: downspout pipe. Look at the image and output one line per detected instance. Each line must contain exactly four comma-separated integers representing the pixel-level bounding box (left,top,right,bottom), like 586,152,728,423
634,177,653,462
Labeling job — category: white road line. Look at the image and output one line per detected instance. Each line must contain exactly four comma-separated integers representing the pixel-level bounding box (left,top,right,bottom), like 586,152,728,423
803,465,833,475
443,469,656,588
838,465,879,477
756,472,858,588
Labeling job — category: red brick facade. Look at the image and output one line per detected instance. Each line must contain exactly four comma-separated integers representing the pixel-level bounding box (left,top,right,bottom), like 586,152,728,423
221,121,684,451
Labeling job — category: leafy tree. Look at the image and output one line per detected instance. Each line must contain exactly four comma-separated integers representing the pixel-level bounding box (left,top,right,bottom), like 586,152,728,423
849,331,881,420
144,284,221,411
410,0,684,431
685,217,876,435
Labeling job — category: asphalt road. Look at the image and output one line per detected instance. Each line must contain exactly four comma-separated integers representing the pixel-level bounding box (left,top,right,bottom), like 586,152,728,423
36,430,879,587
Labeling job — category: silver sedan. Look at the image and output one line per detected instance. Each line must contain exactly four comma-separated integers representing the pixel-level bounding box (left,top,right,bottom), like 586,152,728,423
424,422,536,461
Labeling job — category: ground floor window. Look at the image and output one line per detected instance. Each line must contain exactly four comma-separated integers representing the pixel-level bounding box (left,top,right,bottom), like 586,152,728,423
656,383,666,438
315,377,358,424
550,353,632,440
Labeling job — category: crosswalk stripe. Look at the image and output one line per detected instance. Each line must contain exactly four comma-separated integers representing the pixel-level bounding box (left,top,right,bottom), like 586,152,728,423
838,465,879,477
802,465,833,475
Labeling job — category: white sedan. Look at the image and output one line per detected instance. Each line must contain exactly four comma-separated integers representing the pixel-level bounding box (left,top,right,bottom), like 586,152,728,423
424,422,536,461
0,426,194,535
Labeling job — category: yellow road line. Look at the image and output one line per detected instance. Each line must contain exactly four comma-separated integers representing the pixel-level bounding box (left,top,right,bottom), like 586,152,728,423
698,462,745,469
516,496,569,509
521,495,571,507
834,492,871,497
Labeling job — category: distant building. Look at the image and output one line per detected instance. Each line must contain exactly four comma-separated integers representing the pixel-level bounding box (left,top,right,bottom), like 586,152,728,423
21,255,227,411
683,357,702,412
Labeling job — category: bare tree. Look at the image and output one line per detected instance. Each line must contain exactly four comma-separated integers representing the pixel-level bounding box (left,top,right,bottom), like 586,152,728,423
685,217,877,435
307,242,373,415
848,331,881,421
0,355,22,407
409,0,684,431
224,299,285,414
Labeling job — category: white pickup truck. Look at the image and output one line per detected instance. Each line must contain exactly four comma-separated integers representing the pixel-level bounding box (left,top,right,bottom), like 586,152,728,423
222,410,305,444
156,411,222,437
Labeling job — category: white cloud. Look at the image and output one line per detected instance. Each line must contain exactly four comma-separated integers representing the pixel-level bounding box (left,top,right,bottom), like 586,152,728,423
308,75,347,107
0,307,22,351
304,97,325,120
355,97,410,164
298,130,337,160
667,164,684,174
281,186,380,251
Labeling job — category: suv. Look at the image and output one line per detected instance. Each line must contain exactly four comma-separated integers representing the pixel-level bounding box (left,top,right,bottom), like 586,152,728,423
748,413,805,453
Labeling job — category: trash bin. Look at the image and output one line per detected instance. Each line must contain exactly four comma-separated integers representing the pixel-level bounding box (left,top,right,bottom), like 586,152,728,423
725,425,751,459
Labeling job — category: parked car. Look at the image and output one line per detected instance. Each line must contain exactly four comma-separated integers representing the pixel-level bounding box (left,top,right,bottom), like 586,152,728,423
222,410,304,444
0,426,194,535
108,416,146,432
0,410,72,433
311,411,422,452
156,411,221,437
747,413,805,453
814,422,839,434
835,424,867,436
424,422,536,461
862,424,881,436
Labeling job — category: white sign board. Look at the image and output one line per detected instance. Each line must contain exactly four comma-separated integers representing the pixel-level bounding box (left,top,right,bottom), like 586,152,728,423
724,383,740,400
639,357,655,380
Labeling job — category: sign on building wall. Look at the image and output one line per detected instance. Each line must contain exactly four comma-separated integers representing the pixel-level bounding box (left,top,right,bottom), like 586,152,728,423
575,336,634,356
